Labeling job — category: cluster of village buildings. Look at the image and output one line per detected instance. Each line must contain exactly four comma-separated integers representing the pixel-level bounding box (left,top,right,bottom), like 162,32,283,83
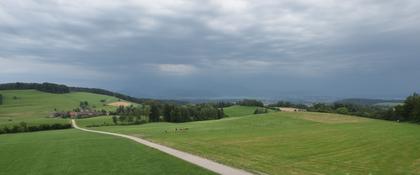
51,109,107,118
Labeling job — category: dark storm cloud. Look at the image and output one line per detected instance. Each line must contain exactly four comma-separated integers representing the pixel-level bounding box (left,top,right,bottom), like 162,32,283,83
1,0,419,98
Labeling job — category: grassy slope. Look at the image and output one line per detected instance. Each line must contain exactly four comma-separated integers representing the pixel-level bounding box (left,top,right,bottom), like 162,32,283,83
224,105,264,117
77,115,115,127
0,129,214,175
0,90,127,127
89,112,420,175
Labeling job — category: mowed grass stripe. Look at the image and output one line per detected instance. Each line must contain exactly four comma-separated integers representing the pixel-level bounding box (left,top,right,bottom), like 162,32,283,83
0,129,215,175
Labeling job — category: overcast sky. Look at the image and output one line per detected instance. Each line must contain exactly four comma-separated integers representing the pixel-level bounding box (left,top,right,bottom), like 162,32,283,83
1,0,419,99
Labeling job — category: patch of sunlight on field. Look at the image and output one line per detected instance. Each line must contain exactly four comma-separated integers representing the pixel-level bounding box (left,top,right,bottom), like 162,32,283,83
288,112,371,124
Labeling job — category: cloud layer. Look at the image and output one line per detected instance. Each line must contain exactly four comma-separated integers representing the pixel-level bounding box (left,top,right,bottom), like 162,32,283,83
1,0,419,99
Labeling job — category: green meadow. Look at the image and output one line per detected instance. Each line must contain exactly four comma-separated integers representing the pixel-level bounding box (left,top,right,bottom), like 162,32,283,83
0,90,124,127
0,129,214,175
2,90,420,175
87,112,420,175
224,105,268,117
77,115,115,127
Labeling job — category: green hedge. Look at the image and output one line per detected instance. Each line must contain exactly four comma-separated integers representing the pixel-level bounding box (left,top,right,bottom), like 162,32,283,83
0,122,72,135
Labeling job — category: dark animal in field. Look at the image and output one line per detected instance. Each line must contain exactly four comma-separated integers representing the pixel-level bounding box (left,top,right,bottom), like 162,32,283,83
174,128,189,132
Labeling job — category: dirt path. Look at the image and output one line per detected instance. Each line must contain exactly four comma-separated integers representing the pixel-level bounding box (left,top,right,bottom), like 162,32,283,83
71,120,254,175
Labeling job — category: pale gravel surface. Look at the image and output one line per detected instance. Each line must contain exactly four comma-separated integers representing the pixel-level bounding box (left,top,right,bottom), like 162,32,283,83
72,119,254,175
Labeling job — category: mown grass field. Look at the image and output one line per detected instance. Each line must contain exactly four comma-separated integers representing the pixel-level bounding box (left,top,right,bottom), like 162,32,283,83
87,111,420,175
224,105,269,117
0,90,130,127
77,115,115,127
0,129,214,175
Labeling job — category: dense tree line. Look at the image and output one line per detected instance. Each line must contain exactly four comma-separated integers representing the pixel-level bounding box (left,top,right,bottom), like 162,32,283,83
0,82,70,94
306,94,420,123
268,100,393,120
79,101,89,110
0,83,150,103
0,122,71,135
335,98,403,106
382,93,420,122
307,102,389,118
112,105,150,125
112,102,225,124
0,94,3,105
162,103,225,123
214,101,235,108
268,101,308,109
236,99,264,107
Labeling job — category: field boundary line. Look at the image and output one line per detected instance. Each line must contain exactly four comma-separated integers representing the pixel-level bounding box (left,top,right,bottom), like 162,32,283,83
71,119,254,175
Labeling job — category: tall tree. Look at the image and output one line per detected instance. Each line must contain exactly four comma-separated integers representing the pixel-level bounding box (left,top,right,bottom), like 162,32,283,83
149,104,160,122
398,93,420,122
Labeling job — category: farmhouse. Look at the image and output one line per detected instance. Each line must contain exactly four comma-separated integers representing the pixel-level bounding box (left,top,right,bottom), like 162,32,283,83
51,110,104,118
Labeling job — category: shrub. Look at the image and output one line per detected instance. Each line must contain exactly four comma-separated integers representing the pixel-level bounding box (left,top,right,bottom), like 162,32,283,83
28,125,40,132
336,107,349,114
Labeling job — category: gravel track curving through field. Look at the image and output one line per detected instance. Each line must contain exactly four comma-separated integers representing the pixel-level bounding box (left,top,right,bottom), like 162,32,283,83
71,119,254,175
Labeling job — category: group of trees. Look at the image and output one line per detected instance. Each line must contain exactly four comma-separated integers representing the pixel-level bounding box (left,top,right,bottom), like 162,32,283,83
268,100,392,120
383,93,420,122
214,101,235,108
0,82,70,94
237,99,264,107
268,101,308,109
111,102,225,125
79,101,89,110
307,102,387,118
0,122,71,135
162,103,225,123
112,105,150,125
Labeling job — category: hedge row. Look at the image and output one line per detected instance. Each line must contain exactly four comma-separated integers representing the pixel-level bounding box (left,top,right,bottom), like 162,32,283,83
0,122,72,135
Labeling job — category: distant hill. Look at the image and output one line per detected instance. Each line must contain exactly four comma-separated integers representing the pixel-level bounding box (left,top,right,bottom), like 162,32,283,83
335,98,403,106
0,82,185,105
0,89,123,127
